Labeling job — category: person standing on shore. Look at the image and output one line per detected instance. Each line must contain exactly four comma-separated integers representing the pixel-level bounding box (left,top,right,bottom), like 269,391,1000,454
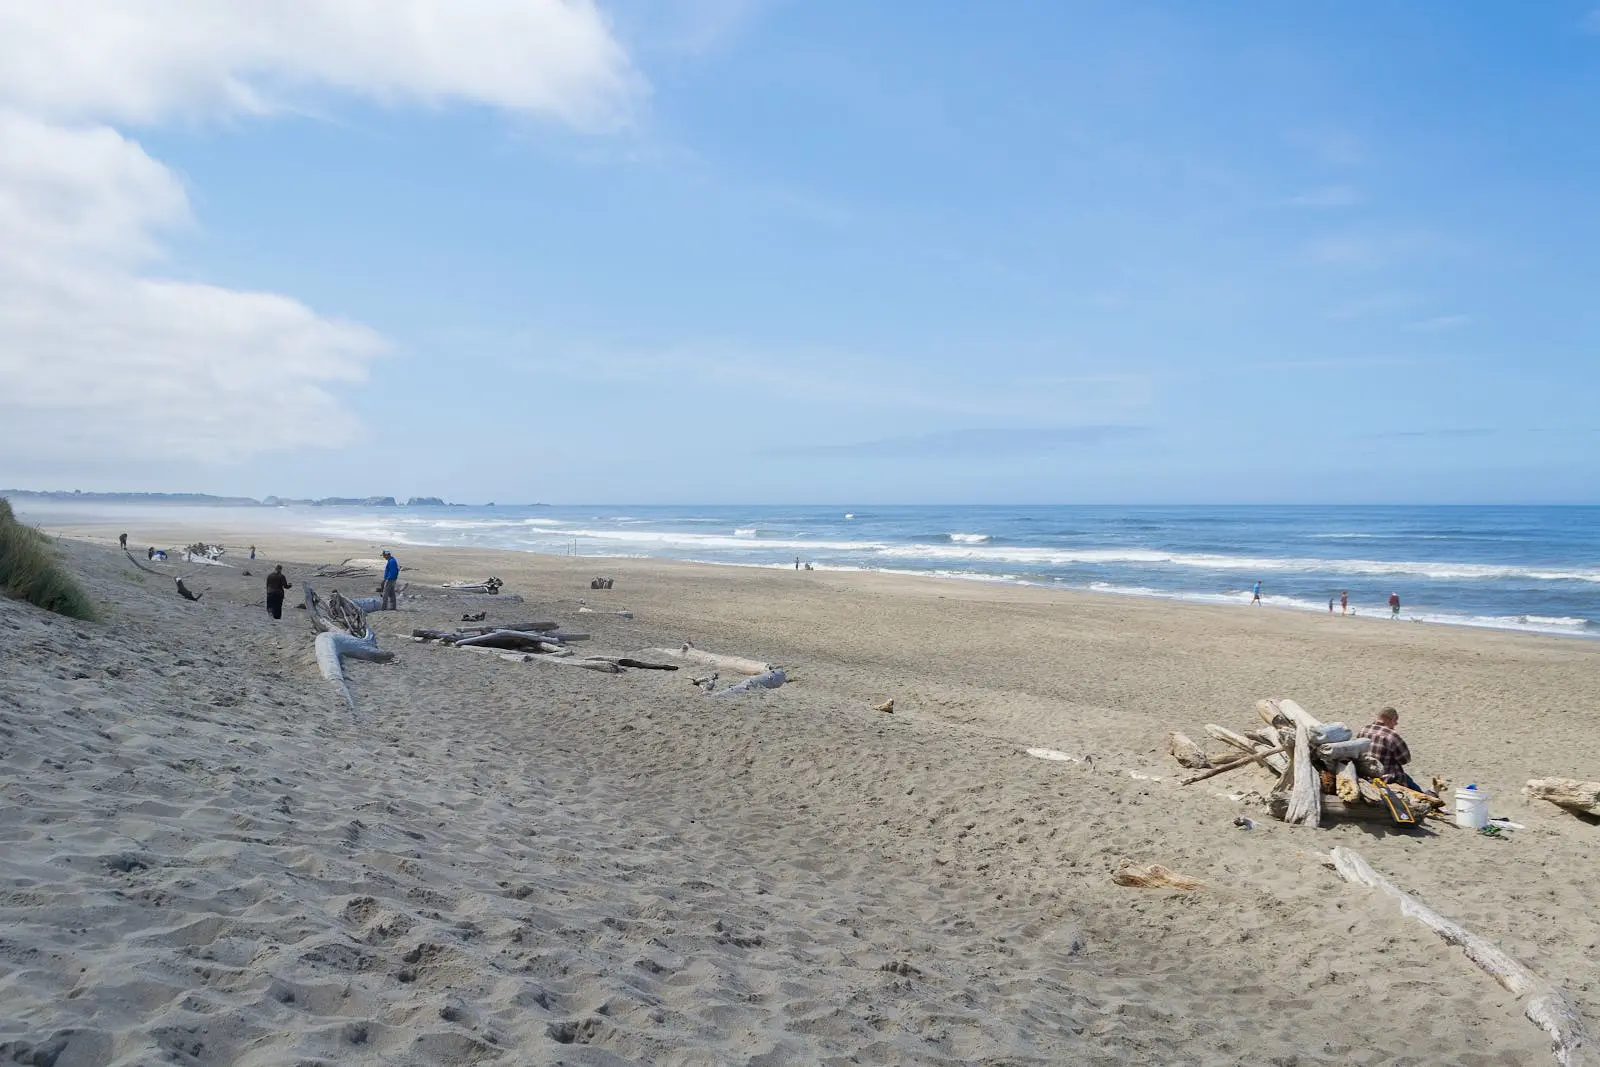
1251,580,1262,605
380,550,400,611
1389,591,1401,618
265,565,292,620
1340,590,1348,615
118,532,127,550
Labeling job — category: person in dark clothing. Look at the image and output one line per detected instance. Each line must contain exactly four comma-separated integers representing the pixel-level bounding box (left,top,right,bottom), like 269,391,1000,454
380,550,399,610
265,565,292,620
119,532,128,550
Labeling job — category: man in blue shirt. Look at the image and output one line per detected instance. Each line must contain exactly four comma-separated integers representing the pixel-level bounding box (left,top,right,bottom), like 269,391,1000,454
380,549,400,610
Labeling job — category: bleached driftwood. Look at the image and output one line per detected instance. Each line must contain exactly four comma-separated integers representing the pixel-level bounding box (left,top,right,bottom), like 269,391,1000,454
1283,720,1322,827
1205,724,1290,774
1167,732,1211,769
583,656,679,671
1336,761,1362,802
578,607,634,618
1313,723,1352,744
643,646,774,676
714,668,788,696
1328,847,1586,1066
304,586,368,636
454,629,562,652
313,630,393,710
1317,738,1373,762
1181,744,1291,785
1525,779,1600,817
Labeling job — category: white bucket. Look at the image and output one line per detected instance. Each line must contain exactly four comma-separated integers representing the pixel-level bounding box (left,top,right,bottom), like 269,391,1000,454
1454,788,1490,830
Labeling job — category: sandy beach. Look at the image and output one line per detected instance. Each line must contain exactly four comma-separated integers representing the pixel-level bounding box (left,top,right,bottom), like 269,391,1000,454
5,523,1600,1065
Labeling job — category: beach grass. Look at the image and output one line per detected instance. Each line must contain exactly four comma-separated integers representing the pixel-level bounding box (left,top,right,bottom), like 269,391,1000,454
0,498,98,620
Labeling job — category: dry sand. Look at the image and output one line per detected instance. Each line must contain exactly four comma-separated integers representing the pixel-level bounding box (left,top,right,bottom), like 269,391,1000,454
4,523,1600,1065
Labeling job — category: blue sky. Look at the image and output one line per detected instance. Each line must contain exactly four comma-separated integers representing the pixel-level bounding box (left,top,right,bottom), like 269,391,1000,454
1,1,1597,504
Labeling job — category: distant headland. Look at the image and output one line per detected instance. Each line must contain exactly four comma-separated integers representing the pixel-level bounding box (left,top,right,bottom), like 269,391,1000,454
0,490,519,508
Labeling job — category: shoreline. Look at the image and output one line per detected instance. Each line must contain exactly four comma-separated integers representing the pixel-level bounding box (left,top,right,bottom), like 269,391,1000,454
34,511,1600,644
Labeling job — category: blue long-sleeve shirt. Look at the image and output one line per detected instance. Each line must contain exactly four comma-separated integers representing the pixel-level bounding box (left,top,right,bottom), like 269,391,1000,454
383,557,399,581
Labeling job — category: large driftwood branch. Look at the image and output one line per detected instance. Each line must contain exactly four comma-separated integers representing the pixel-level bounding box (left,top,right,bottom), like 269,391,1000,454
1205,723,1290,774
313,630,392,710
714,668,788,696
643,646,774,676
1328,847,1586,1066
1180,745,1290,785
1525,779,1600,817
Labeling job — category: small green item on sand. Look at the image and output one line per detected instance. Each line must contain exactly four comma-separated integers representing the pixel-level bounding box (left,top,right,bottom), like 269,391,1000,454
1477,825,1504,838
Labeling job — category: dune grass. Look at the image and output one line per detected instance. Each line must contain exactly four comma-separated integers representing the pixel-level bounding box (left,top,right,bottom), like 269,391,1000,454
0,498,97,620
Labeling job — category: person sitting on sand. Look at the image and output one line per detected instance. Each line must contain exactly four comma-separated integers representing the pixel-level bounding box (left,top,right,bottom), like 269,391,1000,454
1359,707,1421,791
265,565,292,620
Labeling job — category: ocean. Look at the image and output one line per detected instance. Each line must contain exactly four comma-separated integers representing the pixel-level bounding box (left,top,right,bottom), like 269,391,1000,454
15,501,1598,639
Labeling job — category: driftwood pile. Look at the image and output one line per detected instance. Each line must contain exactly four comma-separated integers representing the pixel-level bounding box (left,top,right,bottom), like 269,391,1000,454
590,576,615,589
1172,698,1447,828
441,577,503,595
184,542,226,563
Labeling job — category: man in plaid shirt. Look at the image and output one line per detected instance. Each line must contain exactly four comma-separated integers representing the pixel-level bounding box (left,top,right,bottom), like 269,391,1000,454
1359,707,1419,790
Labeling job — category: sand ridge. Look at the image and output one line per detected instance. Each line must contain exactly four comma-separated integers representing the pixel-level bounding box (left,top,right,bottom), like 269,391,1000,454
4,531,1599,1064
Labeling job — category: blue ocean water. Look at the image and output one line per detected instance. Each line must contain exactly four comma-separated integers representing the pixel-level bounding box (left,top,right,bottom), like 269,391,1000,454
295,504,1599,639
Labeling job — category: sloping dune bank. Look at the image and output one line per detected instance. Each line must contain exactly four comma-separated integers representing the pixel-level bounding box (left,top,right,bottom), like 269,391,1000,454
4,529,1600,1065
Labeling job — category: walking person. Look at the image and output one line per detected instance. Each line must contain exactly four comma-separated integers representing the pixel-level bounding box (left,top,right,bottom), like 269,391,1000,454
249,545,257,560
1340,590,1348,615
265,565,292,620
1389,591,1401,619
380,549,400,611
1251,580,1262,605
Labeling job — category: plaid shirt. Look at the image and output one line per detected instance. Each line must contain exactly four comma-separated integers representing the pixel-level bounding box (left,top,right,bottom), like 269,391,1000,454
1359,722,1411,782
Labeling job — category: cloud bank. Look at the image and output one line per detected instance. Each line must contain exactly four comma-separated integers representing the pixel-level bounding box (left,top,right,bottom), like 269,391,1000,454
0,0,638,467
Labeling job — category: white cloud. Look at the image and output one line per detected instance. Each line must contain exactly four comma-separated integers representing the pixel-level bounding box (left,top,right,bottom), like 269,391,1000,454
0,1,639,468
0,0,642,128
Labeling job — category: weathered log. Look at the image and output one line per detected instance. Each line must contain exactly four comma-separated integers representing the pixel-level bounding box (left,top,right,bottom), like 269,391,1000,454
1277,698,1325,731
1273,794,1404,826
1328,847,1586,1066
587,657,679,671
642,646,774,676
1525,779,1600,817
454,630,562,652
304,585,368,637
1205,724,1290,774
1180,745,1290,785
578,607,634,619
313,629,392,710
1336,761,1362,803
1313,723,1353,744
1167,732,1211,769
456,621,558,634
123,548,165,575
1283,720,1322,827
528,654,621,674
544,631,590,643
1317,738,1373,762
175,577,203,601
714,668,788,696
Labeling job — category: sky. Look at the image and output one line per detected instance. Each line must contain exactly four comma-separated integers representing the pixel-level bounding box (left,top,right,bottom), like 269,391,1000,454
1,1,1597,505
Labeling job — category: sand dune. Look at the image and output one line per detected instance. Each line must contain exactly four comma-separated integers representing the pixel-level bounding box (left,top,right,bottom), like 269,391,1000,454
4,531,1599,1064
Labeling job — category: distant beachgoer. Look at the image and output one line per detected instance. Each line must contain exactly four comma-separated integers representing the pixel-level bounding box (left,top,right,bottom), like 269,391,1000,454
795,556,800,570
265,565,292,620
118,532,128,550
1340,590,1349,615
1328,596,1335,614
249,545,257,560
380,550,400,611
1389,591,1401,618
1251,580,1262,605
804,562,813,571
147,546,155,560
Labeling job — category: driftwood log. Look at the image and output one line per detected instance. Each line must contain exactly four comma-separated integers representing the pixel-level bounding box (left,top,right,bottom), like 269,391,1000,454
714,668,788,697
1283,720,1322,827
1205,723,1290,774
1328,847,1586,1066
1525,779,1600,817
1167,732,1211,769
644,646,774,676
1180,744,1290,785
453,629,563,652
